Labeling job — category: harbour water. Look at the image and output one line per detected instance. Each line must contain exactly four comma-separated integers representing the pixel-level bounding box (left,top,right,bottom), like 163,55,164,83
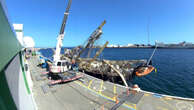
40,48,194,98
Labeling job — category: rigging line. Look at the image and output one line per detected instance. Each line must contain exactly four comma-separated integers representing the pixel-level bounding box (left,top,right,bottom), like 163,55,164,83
147,44,157,66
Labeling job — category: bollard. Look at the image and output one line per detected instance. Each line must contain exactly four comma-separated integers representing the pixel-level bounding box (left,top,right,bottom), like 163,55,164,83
115,95,119,104
126,89,130,96
101,104,104,110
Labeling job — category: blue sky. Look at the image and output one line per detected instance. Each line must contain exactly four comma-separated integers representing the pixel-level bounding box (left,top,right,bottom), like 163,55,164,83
5,0,194,47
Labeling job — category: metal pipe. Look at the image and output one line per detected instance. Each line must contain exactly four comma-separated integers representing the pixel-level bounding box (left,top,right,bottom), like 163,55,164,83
103,60,129,87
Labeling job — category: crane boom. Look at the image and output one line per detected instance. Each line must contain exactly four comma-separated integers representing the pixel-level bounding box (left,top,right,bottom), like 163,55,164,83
59,0,72,34
53,0,72,62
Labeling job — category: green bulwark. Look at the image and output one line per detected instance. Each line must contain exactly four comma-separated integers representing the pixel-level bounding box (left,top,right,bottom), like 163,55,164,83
0,71,17,110
0,1,22,110
19,52,31,94
0,1,22,71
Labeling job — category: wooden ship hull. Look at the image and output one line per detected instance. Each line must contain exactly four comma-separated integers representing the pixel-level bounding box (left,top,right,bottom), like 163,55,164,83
78,58,148,82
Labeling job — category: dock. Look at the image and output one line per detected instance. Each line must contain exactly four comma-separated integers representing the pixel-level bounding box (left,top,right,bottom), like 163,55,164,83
28,56,194,110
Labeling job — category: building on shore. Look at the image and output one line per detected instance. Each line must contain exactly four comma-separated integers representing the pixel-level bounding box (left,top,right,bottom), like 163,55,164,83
156,41,194,48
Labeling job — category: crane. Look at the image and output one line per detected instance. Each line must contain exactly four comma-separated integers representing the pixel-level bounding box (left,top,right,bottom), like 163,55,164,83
51,0,72,73
53,0,72,63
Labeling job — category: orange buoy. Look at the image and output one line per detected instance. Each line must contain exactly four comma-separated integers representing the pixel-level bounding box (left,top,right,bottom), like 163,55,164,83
135,65,154,77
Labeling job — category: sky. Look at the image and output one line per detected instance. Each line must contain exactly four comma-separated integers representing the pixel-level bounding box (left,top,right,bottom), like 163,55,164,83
5,0,194,47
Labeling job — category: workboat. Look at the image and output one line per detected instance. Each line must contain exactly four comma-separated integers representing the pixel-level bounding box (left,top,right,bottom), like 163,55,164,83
1,0,194,110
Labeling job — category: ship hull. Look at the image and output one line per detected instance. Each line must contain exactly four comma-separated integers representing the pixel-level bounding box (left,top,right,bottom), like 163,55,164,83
0,1,37,109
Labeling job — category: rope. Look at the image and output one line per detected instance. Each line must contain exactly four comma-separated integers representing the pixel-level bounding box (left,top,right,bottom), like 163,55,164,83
147,45,157,66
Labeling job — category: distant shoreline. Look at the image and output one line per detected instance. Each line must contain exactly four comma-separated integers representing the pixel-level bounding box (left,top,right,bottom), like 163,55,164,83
105,47,194,49
37,47,194,49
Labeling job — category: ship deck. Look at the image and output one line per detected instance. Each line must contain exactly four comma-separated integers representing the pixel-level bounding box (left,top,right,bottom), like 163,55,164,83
28,56,194,110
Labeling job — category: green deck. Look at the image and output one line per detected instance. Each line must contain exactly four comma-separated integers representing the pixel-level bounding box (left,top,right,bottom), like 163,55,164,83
29,56,194,110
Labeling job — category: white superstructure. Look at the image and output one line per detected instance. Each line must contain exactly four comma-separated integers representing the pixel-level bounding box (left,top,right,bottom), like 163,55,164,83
13,24,24,46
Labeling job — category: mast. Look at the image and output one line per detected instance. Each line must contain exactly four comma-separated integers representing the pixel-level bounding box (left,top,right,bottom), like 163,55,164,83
147,17,150,46
53,0,72,62
90,41,109,62
76,20,106,59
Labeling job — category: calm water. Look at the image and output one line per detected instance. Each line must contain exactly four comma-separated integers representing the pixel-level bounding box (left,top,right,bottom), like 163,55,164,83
40,48,194,98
